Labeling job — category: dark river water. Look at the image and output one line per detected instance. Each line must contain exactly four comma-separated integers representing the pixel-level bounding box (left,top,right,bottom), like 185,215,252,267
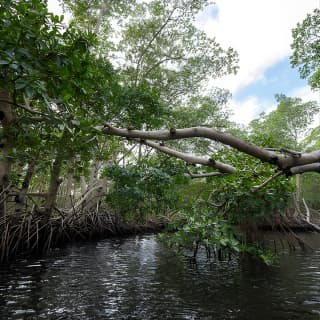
0,234,320,320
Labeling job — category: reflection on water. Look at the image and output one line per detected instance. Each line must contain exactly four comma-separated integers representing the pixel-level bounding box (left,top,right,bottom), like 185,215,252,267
0,234,320,319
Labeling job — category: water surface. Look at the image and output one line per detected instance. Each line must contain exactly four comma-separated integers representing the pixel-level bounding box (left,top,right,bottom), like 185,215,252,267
0,234,320,319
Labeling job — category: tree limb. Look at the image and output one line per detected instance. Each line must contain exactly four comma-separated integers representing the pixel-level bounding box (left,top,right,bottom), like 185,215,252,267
102,123,276,160
100,124,320,174
251,171,283,192
187,168,228,179
265,147,302,158
0,98,48,117
289,163,320,175
140,139,236,173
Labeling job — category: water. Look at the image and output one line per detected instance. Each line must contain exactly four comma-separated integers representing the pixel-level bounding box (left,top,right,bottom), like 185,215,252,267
0,234,320,319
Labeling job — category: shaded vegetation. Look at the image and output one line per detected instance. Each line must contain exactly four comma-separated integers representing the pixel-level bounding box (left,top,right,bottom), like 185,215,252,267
0,0,319,263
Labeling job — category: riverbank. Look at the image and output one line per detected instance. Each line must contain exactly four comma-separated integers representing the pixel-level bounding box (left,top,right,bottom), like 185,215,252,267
0,210,168,264
1,208,319,264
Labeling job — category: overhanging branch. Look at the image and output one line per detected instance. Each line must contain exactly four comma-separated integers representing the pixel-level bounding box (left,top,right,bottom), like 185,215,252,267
289,163,320,175
102,123,278,163
100,124,320,175
141,140,236,174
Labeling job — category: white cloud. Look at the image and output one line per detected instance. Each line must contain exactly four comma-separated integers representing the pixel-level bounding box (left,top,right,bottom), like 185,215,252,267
229,96,259,125
47,0,63,15
230,85,320,126
230,96,276,125
197,0,319,95
290,86,320,103
196,0,320,124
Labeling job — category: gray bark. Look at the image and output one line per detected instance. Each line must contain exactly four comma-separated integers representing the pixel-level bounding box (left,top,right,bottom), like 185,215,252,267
15,160,35,204
101,124,320,175
0,89,15,216
44,156,63,215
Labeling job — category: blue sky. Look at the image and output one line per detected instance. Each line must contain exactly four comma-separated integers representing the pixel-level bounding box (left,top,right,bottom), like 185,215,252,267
234,58,308,104
196,0,320,124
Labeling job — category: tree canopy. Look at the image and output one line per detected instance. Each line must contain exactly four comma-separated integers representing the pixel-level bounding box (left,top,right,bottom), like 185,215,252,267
0,0,320,263
291,8,320,89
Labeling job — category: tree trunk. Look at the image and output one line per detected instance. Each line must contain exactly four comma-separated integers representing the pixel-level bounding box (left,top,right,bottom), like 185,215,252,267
15,160,35,204
0,89,15,216
64,171,74,209
44,156,63,215
80,176,87,194
295,174,301,212
88,160,102,190
69,178,108,213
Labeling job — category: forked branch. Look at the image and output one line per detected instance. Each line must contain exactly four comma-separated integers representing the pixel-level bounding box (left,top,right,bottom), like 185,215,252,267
100,124,320,176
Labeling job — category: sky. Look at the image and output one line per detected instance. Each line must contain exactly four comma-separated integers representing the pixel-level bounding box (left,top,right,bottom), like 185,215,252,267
47,0,320,125
196,0,320,124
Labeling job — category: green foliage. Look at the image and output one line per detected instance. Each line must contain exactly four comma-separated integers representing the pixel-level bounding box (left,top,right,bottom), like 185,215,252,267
0,0,167,193
164,148,293,262
301,125,320,152
113,82,168,129
300,127,320,209
291,8,320,89
119,0,238,104
168,90,231,128
63,0,238,106
300,173,320,209
1,1,314,265
0,0,117,165
250,94,319,150
249,94,319,214
165,200,241,254
211,149,294,224
103,158,190,220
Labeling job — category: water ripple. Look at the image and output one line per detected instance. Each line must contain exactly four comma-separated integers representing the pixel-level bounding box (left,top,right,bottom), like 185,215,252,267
0,234,320,319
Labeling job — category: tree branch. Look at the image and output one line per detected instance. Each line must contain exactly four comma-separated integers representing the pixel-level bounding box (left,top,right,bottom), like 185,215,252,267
187,168,228,179
102,123,276,161
265,147,302,158
140,139,236,173
289,163,320,175
100,124,320,174
251,171,284,192
0,98,48,117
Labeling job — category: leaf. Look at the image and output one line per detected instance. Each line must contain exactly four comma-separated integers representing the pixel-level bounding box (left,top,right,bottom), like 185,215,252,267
15,81,27,90
71,120,80,126
24,86,35,98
